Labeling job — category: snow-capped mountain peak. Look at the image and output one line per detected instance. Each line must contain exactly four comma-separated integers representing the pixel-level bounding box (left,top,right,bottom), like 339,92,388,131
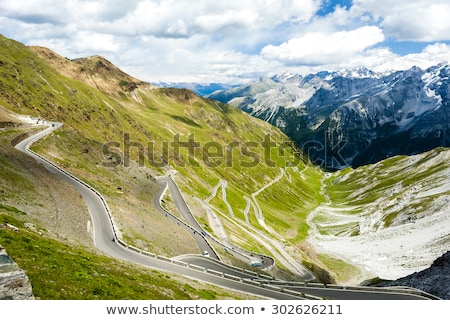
271,72,304,84
335,66,383,79
208,63,450,170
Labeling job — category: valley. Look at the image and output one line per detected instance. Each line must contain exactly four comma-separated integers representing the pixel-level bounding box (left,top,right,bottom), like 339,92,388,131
6,112,438,300
309,149,450,283
209,66,450,170
0,34,449,299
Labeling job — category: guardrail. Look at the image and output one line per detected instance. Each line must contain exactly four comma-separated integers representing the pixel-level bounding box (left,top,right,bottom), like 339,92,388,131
255,279,440,300
160,177,258,264
163,177,280,273
155,180,225,259
24,127,310,297
23,124,122,243
19,121,437,301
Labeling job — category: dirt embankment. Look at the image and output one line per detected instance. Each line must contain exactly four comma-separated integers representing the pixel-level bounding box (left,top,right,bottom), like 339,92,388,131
9,130,41,146
1,121,93,248
0,105,20,129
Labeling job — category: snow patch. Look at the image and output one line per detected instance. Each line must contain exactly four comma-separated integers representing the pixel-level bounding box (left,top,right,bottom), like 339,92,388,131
308,150,450,283
308,208,450,282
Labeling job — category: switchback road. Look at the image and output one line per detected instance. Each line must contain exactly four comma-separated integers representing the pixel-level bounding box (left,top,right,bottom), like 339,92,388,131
13,121,437,300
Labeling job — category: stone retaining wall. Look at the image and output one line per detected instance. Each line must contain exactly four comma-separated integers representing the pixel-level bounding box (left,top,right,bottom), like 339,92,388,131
0,245,34,300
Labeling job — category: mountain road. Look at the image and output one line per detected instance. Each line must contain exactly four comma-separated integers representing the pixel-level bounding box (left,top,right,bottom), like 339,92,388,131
13,122,436,300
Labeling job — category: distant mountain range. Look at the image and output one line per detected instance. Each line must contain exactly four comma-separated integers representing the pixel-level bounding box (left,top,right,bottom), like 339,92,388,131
2,34,450,297
153,81,239,96
207,65,450,170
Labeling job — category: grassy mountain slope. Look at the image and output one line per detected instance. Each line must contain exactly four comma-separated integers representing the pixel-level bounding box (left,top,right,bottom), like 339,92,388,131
308,148,450,283
0,116,254,300
29,46,147,98
0,34,324,283
2,34,449,294
0,212,255,300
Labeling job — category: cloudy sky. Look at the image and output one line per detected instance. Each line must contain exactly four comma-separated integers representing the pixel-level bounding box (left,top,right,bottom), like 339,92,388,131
1,0,450,83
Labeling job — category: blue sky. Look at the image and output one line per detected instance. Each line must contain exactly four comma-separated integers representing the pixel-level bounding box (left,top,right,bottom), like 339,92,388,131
317,0,353,16
385,41,428,56
1,0,449,83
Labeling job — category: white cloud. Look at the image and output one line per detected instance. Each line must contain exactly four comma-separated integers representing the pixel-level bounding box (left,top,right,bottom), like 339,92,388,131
0,0,323,82
36,0,319,39
384,3,450,42
286,43,450,76
0,1,449,83
261,26,385,65
118,35,280,83
72,32,122,53
377,43,450,71
194,10,259,33
353,0,450,41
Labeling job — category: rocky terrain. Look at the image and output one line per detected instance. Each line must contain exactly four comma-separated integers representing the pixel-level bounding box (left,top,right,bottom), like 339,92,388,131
29,46,150,99
0,34,321,284
1,34,449,299
0,244,34,300
374,251,450,300
209,65,450,170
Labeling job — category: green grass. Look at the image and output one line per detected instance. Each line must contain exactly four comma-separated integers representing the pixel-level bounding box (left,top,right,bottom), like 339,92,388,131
316,147,450,238
6,34,449,285
0,208,26,226
0,156,36,193
0,33,327,278
0,213,248,300
1,31,320,211
317,254,361,283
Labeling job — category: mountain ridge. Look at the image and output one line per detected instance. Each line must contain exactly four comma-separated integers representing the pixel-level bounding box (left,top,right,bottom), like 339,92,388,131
28,46,151,98
0,34,325,283
1,34,449,297
373,251,450,300
208,64,450,170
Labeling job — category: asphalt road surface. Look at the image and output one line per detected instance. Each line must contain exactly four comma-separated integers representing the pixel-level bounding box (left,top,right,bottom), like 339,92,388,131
14,124,304,299
153,176,219,259
13,123,435,300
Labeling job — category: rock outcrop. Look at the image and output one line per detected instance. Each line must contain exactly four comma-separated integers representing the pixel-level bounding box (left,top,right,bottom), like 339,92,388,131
209,64,450,170
0,244,34,300
376,251,450,300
